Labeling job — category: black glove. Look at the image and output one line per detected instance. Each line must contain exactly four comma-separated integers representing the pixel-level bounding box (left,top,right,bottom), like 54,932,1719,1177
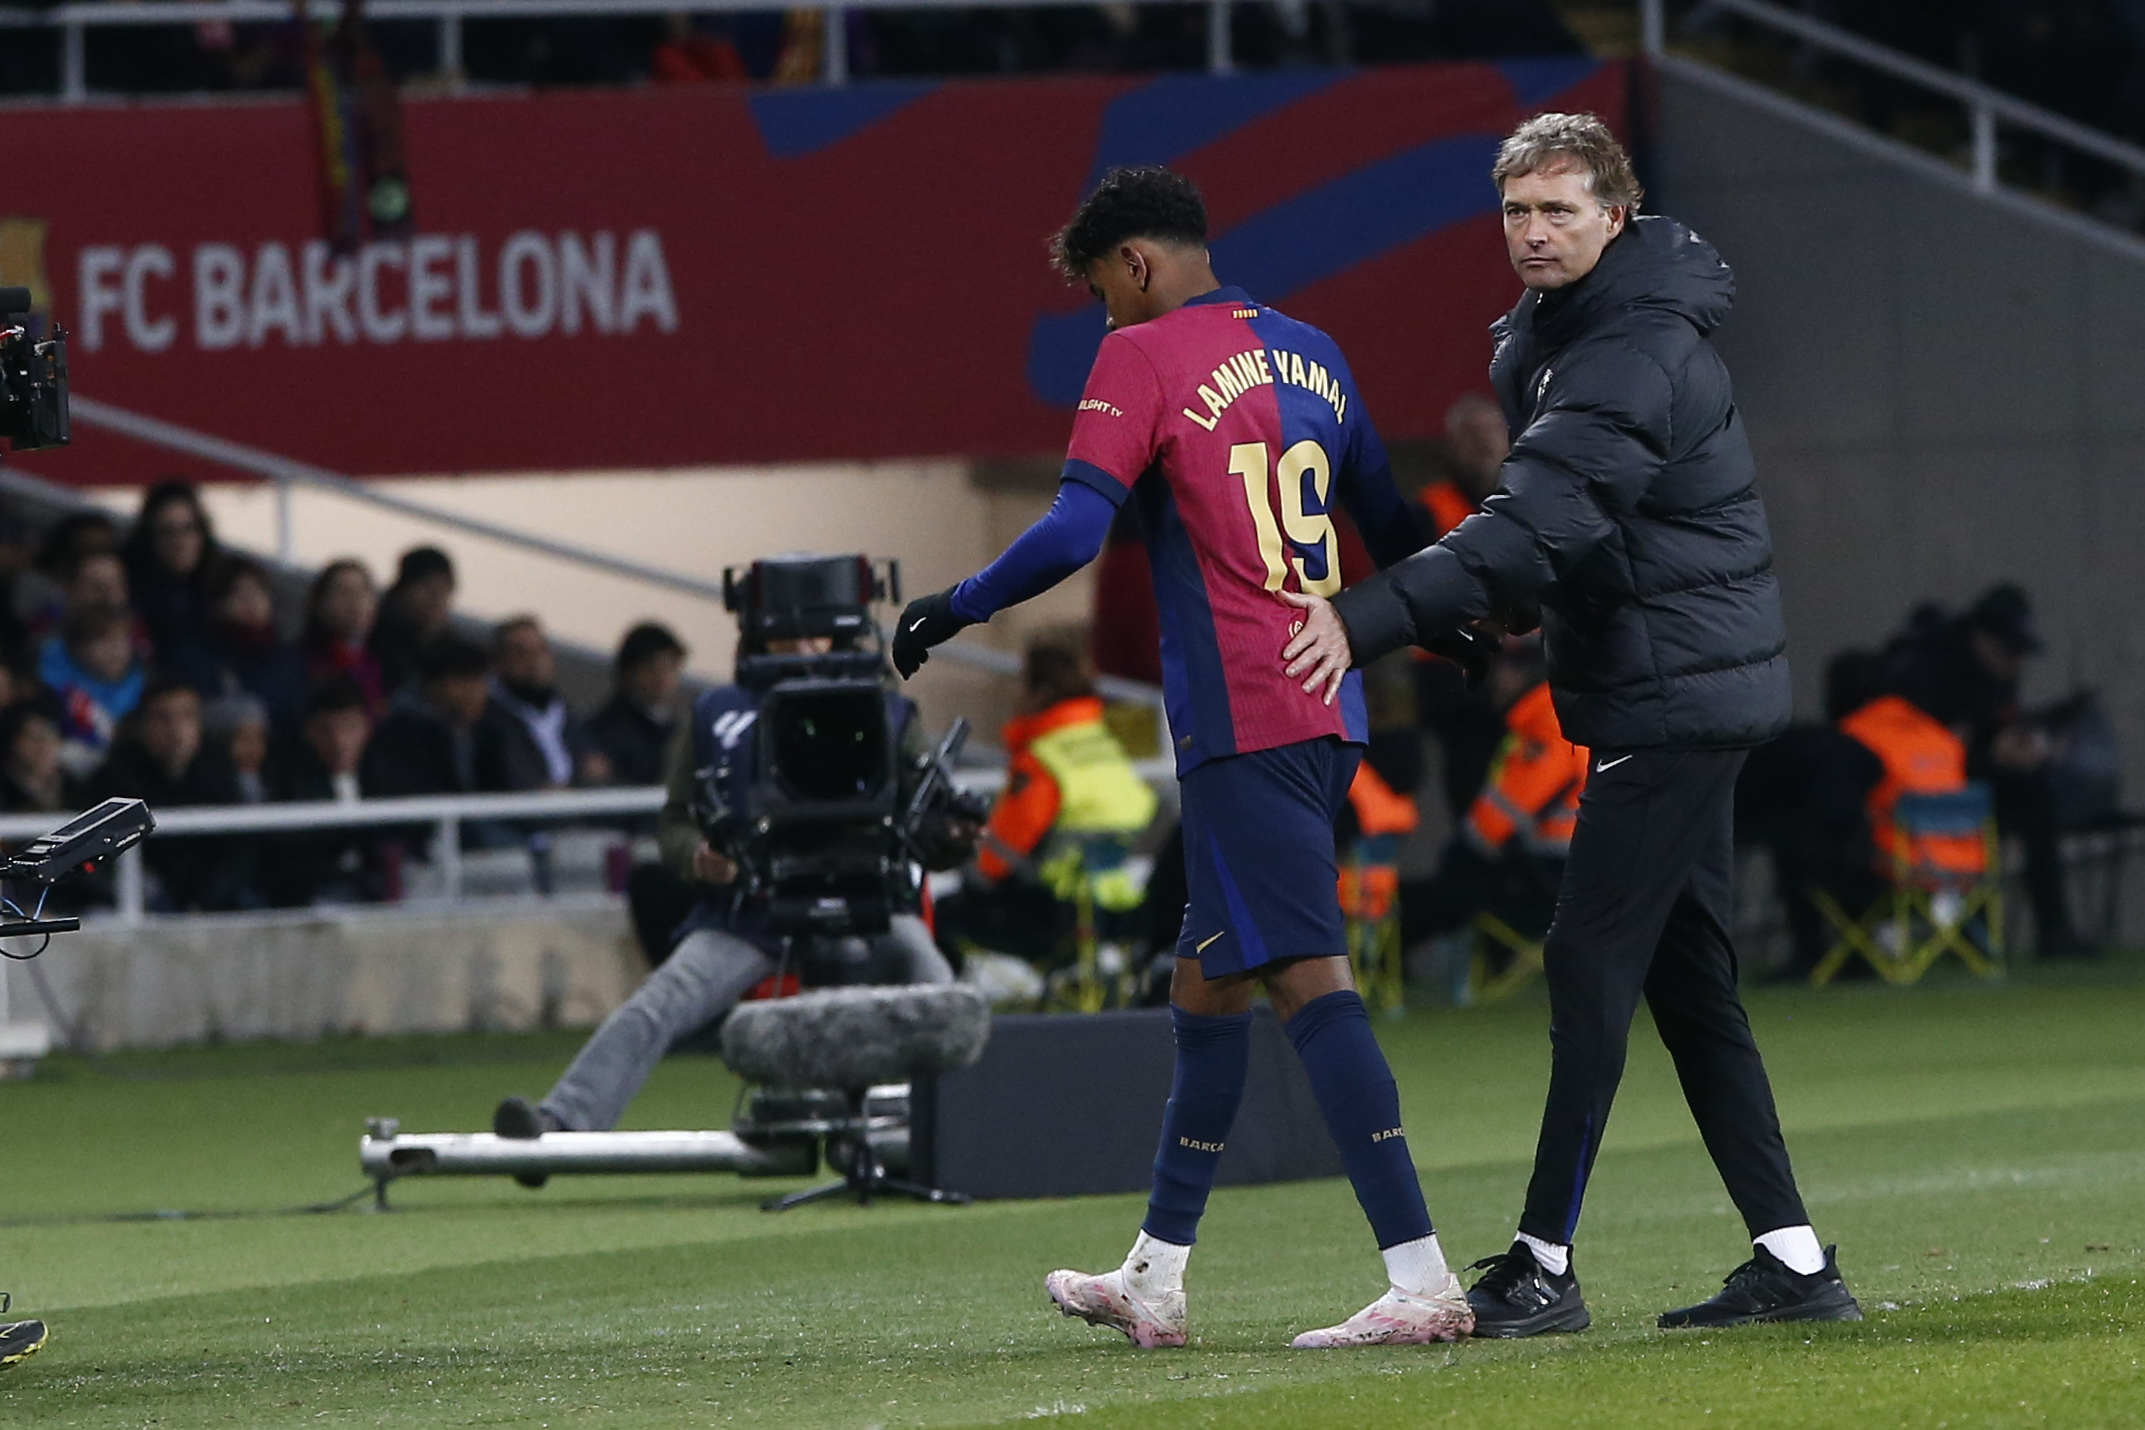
1422,624,1496,689
891,587,969,679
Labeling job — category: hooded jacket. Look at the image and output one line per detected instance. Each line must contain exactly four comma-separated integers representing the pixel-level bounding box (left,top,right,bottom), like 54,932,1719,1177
1333,216,1791,751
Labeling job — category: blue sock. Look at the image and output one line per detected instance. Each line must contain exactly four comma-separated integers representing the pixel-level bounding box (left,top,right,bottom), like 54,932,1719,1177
1286,989,1434,1249
1141,1007,1252,1246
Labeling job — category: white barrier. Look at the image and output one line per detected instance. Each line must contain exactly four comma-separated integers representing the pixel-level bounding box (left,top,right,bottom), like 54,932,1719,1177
0,760,1175,922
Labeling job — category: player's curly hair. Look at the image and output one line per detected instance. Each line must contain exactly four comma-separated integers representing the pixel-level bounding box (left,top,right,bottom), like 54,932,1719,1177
1492,112,1643,212
1050,166,1209,281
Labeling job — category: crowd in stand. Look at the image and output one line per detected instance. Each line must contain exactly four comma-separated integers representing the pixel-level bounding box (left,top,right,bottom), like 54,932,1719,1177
0,0,1582,97
0,480,690,914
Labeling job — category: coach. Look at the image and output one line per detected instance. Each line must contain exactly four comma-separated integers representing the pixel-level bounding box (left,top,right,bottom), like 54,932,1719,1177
1283,113,1860,1336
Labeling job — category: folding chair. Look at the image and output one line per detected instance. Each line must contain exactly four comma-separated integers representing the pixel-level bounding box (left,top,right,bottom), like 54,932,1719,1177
1810,783,2003,986
1466,909,1548,1003
1043,833,1146,1013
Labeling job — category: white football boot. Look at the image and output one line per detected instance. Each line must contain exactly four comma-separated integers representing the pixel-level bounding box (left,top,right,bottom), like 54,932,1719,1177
1289,1273,1475,1348
1045,1267,1188,1348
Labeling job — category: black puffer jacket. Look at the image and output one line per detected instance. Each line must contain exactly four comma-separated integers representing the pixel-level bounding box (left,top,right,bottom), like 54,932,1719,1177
1334,215,1790,751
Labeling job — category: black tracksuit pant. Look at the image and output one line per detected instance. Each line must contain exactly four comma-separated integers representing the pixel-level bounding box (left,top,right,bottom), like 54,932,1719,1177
1518,748,1811,1247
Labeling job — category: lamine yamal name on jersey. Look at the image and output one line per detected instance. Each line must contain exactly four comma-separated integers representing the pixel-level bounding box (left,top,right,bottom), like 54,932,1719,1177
1179,346,1349,432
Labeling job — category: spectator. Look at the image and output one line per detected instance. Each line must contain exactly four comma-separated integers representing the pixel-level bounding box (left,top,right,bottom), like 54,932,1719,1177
62,549,133,619
1417,393,1505,540
91,679,255,911
651,13,749,81
120,479,221,670
1737,651,1890,979
485,615,603,789
302,559,385,710
176,556,310,731
365,633,497,799
266,677,395,906
1398,641,1586,950
587,622,687,786
204,692,273,805
19,512,120,637
371,546,457,696
1880,583,2092,957
40,605,146,777
0,704,85,814
27,548,147,656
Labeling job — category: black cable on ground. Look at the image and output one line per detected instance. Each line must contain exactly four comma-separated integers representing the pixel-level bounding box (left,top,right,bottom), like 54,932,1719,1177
0,1184,383,1229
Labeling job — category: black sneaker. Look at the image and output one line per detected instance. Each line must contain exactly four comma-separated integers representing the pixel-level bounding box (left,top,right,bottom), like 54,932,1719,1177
0,1318,48,1369
493,1097,562,1190
1658,1245,1863,1329
1465,1241,1591,1337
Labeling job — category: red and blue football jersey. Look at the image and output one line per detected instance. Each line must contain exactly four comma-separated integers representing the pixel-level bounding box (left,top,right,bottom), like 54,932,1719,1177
1064,286,1424,772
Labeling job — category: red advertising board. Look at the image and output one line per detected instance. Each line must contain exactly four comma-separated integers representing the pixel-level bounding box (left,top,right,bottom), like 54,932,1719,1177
1,61,1625,483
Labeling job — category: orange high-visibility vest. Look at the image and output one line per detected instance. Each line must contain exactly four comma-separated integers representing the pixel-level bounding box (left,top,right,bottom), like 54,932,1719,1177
1337,763,1418,922
1420,479,1480,540
1465,682,1589,854
1837,695,1986,879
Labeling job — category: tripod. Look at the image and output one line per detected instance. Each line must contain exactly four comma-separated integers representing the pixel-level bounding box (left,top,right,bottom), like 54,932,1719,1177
761,1085,970,1211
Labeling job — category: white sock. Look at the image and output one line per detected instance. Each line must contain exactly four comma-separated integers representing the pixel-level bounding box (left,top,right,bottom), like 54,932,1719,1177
1381,1234,1451,1296
1755,1225,1827,1275
1122,1231,1190,1296
1516,1231,1570,1277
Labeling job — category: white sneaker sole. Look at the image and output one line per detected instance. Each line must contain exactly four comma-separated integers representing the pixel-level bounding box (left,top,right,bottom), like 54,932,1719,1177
1291,1290,1475,1348
1045,1270,1188,1348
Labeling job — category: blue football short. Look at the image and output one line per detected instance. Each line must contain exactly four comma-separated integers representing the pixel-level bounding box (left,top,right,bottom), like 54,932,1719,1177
1175,736,1361,980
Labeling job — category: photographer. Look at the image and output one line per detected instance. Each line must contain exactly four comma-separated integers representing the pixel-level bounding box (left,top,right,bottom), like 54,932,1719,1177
494,556,965,1160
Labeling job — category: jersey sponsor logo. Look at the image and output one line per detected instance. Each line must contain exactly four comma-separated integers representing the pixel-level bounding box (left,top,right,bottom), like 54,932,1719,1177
1077,398,1123,418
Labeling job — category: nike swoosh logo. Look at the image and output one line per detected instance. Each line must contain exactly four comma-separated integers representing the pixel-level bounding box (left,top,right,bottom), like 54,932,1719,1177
908,618,927,632
1195,932,1225,953
1595,755,1633,773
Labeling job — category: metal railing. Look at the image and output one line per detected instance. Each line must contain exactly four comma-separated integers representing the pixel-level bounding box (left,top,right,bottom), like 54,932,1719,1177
0,0,1238,100
0,758,1175,924
0,786,662,922
1643,0,2145,195
59,395,1170,712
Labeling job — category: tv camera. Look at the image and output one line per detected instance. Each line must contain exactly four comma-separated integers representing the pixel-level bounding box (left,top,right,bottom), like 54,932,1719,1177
0,798,156,954
358,557,993,1207
0,287,69,453
696,553,989,942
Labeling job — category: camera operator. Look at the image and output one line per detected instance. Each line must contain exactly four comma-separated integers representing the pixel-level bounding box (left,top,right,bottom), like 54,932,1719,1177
494,558,968,1165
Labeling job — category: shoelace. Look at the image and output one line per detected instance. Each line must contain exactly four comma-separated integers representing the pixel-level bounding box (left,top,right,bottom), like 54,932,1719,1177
1717,1257,1765,1291
1466,1252,1540,1300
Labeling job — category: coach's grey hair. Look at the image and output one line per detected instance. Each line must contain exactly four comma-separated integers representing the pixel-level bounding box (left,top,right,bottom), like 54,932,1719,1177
1492,112,1644,213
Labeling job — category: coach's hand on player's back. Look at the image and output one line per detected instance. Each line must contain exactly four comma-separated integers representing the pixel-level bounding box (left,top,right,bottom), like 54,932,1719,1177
1280,590,1353,705
891,588,969,679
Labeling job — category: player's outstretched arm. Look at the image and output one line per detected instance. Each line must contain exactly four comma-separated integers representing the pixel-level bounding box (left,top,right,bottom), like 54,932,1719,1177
890,478,1117,679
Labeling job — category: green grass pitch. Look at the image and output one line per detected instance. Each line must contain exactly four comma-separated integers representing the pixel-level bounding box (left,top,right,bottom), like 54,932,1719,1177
2,960,2142,1428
